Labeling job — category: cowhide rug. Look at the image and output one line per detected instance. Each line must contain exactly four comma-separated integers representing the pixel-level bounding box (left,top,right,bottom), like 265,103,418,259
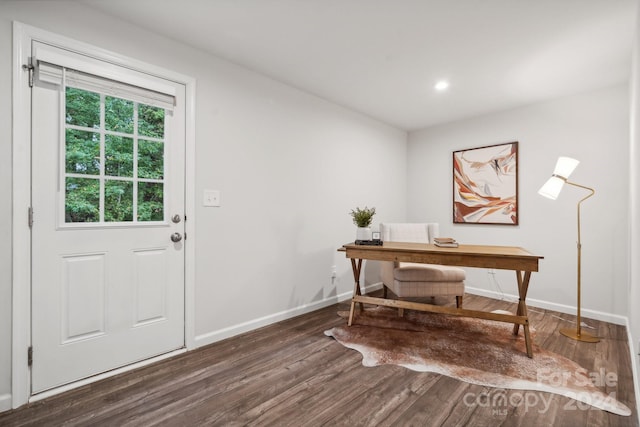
324,307,632,416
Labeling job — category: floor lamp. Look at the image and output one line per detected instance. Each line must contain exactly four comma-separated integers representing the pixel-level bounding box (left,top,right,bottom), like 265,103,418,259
538,156,599,343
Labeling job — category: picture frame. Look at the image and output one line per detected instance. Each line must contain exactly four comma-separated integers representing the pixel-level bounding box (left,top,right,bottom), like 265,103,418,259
453,141,518,225
371,231,381,241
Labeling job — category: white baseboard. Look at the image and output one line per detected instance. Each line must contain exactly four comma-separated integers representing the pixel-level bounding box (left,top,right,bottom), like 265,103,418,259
0,393,11,413
194,282,383,348
361,282,383,295
465,286,627,326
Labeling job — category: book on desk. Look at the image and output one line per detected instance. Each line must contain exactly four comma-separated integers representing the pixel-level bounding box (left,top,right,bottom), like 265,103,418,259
434,237,459,248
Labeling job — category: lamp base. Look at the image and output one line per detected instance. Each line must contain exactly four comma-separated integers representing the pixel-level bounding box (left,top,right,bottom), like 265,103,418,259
559,328,600,343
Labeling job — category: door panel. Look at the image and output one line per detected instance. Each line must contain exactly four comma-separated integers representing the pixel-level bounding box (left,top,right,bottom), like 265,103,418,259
31,42,185,394
62,253,106,343
133,248,169,325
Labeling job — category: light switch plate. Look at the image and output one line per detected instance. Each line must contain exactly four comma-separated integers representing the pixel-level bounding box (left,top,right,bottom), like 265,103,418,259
203,190,221,207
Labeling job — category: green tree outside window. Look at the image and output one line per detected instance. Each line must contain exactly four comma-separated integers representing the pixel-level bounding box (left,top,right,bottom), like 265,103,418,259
64,86,166,223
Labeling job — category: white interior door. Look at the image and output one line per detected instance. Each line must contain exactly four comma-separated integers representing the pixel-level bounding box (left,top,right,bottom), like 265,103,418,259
30,41,186,394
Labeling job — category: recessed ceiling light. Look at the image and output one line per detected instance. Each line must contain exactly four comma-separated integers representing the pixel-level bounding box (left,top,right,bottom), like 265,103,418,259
434,80,449,91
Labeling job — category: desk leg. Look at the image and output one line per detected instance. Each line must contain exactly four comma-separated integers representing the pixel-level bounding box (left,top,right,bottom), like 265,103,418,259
348,258,363,326
512,270,533,358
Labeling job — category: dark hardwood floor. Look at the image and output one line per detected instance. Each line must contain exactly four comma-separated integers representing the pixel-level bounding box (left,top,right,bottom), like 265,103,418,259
0,293,637,426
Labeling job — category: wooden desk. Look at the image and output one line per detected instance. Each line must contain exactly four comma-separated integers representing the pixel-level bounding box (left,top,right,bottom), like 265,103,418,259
339,242,544,358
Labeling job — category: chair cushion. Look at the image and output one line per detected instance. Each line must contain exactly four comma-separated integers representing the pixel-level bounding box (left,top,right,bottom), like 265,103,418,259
393,262,466,282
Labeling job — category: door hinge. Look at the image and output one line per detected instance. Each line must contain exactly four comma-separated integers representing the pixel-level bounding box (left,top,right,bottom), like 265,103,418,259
28,346,33,367
28,207,34,228
184,232,187,241
22,59,34,88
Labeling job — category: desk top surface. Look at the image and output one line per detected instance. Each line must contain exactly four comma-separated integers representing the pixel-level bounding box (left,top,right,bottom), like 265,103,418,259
341,241,542,259
340,241,543,271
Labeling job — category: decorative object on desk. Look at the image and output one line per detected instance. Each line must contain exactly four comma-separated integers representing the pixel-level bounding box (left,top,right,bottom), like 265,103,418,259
325,307,630,416
538,157,598,343
354,239,383,246
453,141,518,225
356,230,383,246
350,206,376,241
433,237,459,248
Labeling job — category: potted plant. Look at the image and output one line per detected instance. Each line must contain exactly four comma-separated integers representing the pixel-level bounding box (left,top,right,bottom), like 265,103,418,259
350,206,376,241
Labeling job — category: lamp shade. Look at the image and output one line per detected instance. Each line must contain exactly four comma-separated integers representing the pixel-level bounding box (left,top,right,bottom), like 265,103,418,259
538,156,580,200
538,175,565,200
553,157,579,179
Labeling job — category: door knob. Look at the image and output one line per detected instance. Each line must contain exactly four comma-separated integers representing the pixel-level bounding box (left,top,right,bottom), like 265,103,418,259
170,232,183,243
172,214,182,223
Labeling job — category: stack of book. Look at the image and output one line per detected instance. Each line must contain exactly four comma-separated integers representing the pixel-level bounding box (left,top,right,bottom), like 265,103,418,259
434,237,459,248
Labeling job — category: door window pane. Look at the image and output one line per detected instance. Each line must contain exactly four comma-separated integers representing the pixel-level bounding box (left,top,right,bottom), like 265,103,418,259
105,180,133,222
138,140,164,179
105,135,133,177
105,96,134,134
66,87,100,128
65,178,99,222
138,182,164,222
138,104,165,138
65,129,100,175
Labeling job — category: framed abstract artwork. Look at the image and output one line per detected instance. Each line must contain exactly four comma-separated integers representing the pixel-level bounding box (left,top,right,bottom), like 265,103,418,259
453,141,518,225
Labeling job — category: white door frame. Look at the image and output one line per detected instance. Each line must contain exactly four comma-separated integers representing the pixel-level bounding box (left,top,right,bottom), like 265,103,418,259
11,21,197,409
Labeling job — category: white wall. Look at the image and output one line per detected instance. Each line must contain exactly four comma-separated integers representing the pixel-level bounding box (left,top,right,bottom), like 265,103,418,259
0,1,407,407
407,85,630,321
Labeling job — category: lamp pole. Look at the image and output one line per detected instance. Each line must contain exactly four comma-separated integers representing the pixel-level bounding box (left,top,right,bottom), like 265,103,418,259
559,181,599,343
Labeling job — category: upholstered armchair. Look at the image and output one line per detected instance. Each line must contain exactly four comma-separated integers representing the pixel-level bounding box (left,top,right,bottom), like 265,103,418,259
379,223,465,314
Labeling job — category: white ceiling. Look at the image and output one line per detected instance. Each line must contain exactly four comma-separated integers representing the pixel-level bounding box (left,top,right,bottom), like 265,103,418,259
78,0,637,131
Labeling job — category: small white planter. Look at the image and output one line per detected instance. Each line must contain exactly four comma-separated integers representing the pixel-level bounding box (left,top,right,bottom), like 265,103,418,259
356,227,372,241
